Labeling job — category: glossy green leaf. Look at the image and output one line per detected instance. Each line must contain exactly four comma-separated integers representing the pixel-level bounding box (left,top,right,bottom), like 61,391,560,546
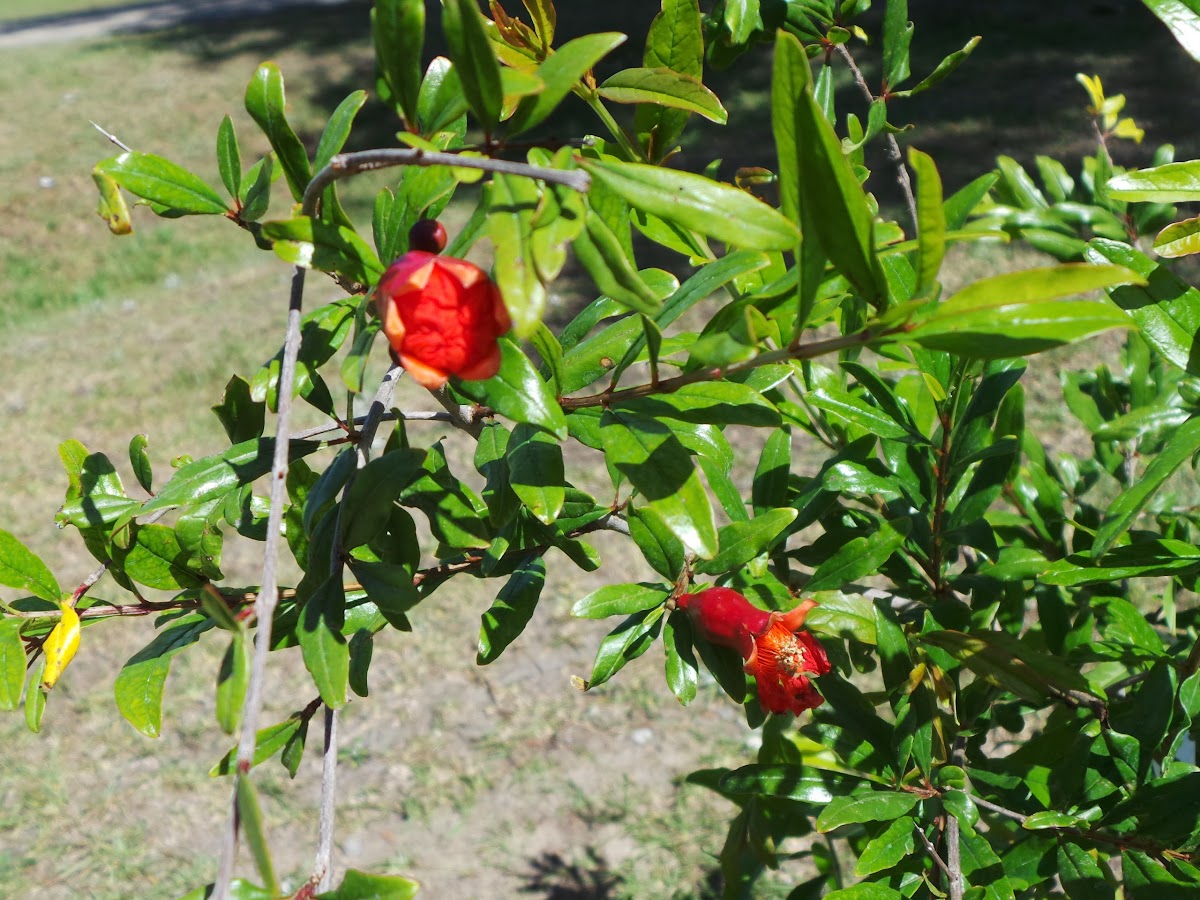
261,216,384,286
580,157,797,251
442,0,504,132
508,32,626,134
115,523,205,591
477,555,545,664
238,154,274,222
141,438,319,517
881,0,913,87
855,816,916,877
0,619,25,712
340,448,427,550
244,62,311,201
583,605,665,689
1109,159,1200,202
456,338,568,438
636,0,703,158
115,615,215,737
399,442,491,549
1153,215,1200,257
694,509,797,575
918,630,1084,704
1085,239,1200,374
216,114,241,198
572,583,667,619
816,790,919,832
809,387,913,439
316,869,421,900
506,424,565,524
487,173,545,336
299,576,349,709
24,661,45,733
663,610,698,705
718,764,856,803
176,880,277,900
314,90,367,172
372,0,425,128
236,776,280,895
1092,415,1200,555
125,433,152,494
95,152,228,215
824,885,904,900
1139,0,1200,62
0,529,61,603
572,210,664,315
598,67,727,123
806,517,911,592
804,592,878,644
601,409,717,558
891,35,981,99
773,32,885,305
215,630,251,735
909,147,946,293
416,56,469,135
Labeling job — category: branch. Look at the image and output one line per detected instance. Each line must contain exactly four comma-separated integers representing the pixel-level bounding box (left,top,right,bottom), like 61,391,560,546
304,149,590,209
834,45,918,229
291,409,454,442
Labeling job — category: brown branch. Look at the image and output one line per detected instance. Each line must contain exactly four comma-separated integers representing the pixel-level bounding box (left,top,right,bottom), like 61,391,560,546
834,44,918,229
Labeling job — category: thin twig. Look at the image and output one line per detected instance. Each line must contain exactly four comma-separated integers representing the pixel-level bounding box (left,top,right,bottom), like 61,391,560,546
315,705,339,891
308,148,591,204
291,409,454,441
214,263,308,900
946,739,966,900
969,795,1028,824
917,826,951,877
834,45,918,229
90,121,132,153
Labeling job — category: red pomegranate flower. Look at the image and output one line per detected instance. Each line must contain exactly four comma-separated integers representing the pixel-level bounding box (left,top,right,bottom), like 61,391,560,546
676,587,830,716
376,220,512,390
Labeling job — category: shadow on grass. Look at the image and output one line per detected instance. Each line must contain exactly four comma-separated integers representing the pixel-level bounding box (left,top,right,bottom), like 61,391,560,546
519,849,622,900
132,0,1200,217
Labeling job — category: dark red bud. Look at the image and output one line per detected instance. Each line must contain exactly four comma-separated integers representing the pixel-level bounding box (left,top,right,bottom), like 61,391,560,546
409,219,447,254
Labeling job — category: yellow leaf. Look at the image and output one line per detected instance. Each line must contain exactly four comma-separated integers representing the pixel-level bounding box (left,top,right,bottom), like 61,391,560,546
1075,73,1104,114
1113,118,1145,144
41,602,80,690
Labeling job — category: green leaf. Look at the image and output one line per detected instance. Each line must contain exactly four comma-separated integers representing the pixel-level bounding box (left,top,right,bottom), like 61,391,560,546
115,614,215,737
1109,159,1200,202
236,776,280,895
477,555,546,664
93,169,132,234
855,816,916,877
1093,416,1200,555
487,173,545,337
804,591,878,644
244,62,312,201
891,35,981,98
239,154,274,222
718,764,856,803
598,67,727,123
772,31,885,305
571,583,667,619
175,880,276,900
456,338,568,438
0,619,25,712
24,661,45,733
141,438,319,518
0,529,61,603
881,0,913,87
1085,239,1200,375
663,609,698,705
210,716,307,776
316,869,420,900
372,0,425,128
442,0,504,132
261,216,384,286
1153,214,1200,258
600,409,718,558
806,517,911,593
509,32,626,134
416,56,469,136
339,448,427,550
579,157,797,251
572,210,666,315
215,630,251,735
909,147,946,293
636,0,703,158
506,424,565,525
1138,0,1200,62
583,605,665,689
314,90,367,172
217,114,241,198
937,263,1144,311
823,886,904,900
115,523,205,591
299,576,350,709
95,152,228,215
816,790,919,832
809,386,914,439
127,433,153,493
694,509,797,575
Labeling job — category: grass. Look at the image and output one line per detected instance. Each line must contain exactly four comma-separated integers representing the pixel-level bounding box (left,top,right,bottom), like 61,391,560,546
0,0,143,24
3,1,1199,898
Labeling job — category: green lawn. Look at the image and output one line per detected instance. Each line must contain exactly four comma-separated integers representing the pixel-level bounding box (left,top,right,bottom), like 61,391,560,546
0,0,149,24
